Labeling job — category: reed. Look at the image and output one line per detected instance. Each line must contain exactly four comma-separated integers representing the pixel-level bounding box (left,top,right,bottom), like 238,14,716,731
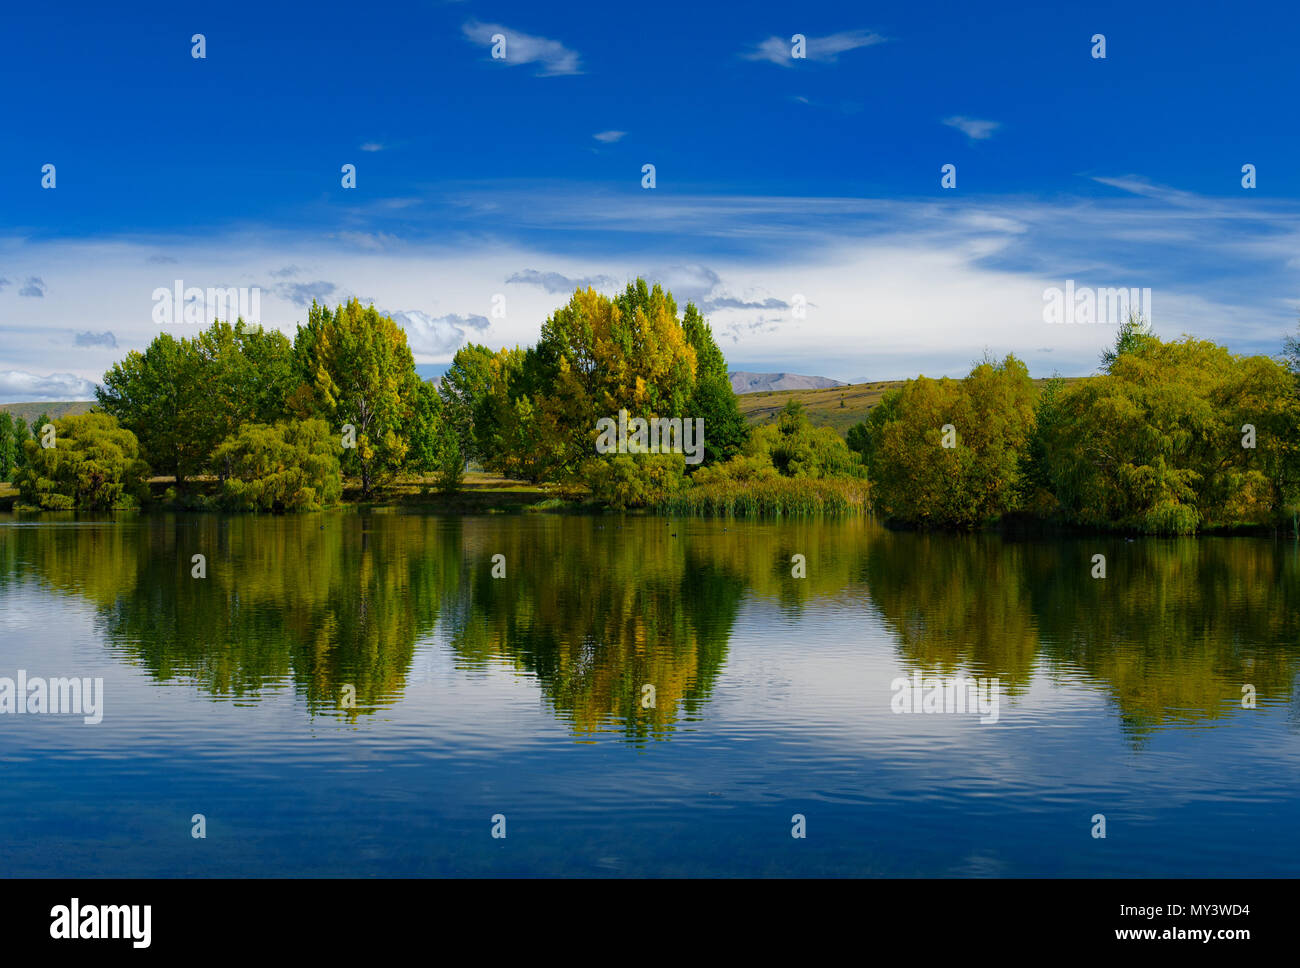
656,476,870,518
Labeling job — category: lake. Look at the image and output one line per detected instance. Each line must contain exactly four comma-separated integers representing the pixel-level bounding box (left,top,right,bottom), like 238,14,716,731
2,511,1298,876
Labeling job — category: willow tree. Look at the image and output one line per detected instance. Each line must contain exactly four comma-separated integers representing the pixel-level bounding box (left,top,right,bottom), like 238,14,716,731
864,354,1037,528
1046,336,1298,533
14,411,149,510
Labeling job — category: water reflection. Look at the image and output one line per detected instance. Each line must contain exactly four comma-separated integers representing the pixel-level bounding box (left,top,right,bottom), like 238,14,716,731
3,513,1298,743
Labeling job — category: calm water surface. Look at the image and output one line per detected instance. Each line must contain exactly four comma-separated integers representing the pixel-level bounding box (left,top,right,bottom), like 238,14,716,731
1,511,1298,876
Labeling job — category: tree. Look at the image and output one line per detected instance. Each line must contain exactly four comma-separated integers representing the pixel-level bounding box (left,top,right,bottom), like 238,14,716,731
196,320,297,475
1282,314,1300,379
97,332,208,488
744,400,865,479
212,418,342,511
866,355,1036,528
1017,375,1065,510
14,412,149,510
291,299,421,497
534,281,698,478
437,343,497,466
1100,309,1155,373
97,320,296,488
408,380,446,475
682,303,748,464
11,418,31,472
1046,336,1298,533
0,412,15,481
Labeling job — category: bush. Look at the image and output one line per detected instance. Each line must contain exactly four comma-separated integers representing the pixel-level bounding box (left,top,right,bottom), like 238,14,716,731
213,418,342,511
14,412,149,510
746,401,866,479
584,453,686,510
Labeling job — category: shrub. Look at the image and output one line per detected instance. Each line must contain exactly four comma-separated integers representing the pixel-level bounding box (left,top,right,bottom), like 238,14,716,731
213,418,342,511
14,412,149,510
584,453,686,510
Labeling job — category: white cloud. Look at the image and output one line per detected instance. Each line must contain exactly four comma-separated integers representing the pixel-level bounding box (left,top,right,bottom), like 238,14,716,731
593,131,626,143
942,116,1000,141
388,310,491,358
2,176,1296,386
462,21,581,76
0,370,96,403
359,142,385,152
744,30,886,66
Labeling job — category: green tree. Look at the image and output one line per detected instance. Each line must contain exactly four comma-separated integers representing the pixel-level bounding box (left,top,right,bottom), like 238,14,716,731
212,418,342,511
1046,336,1298,533
1100,310,1155,373
14,411,149,510
867,354,1036,528
97,332,208,488
682,303,748,464
0,412,15,481
291,299,420,497
746,400,865,479
11,418,31,472
197,320,297,473
408,380,446,474
437,343,497,466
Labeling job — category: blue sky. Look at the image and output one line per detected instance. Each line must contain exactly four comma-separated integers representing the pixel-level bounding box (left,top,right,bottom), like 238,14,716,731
2,0,1299,400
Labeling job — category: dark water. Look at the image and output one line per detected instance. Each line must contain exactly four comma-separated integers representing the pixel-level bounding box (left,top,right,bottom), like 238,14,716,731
1,511,1298,877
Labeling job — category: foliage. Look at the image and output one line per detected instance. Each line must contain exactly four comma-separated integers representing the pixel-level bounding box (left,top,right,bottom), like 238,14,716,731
14,411,149,510
583,453,687,510
290,299,420,497
0,412,16,481
1045,336,1299,533
212,418,342,512
97,320,294,488
436,432,465,496
748,400,866,479
437,343,497,466
681,303,748,463
533,282,699,477
408,381,446,474
861,354,1037,528
1100,310,1155,373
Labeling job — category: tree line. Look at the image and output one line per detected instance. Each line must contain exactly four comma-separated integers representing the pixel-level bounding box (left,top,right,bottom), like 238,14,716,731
848,314,1300,533
10,279,870,512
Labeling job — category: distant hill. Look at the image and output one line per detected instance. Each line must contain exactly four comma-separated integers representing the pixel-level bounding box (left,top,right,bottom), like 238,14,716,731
738,378,1085,436
0,401,96,424
729,372,846,394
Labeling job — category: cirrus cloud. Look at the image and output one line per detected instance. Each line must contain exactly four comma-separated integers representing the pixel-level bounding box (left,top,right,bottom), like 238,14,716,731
461,20,581,76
